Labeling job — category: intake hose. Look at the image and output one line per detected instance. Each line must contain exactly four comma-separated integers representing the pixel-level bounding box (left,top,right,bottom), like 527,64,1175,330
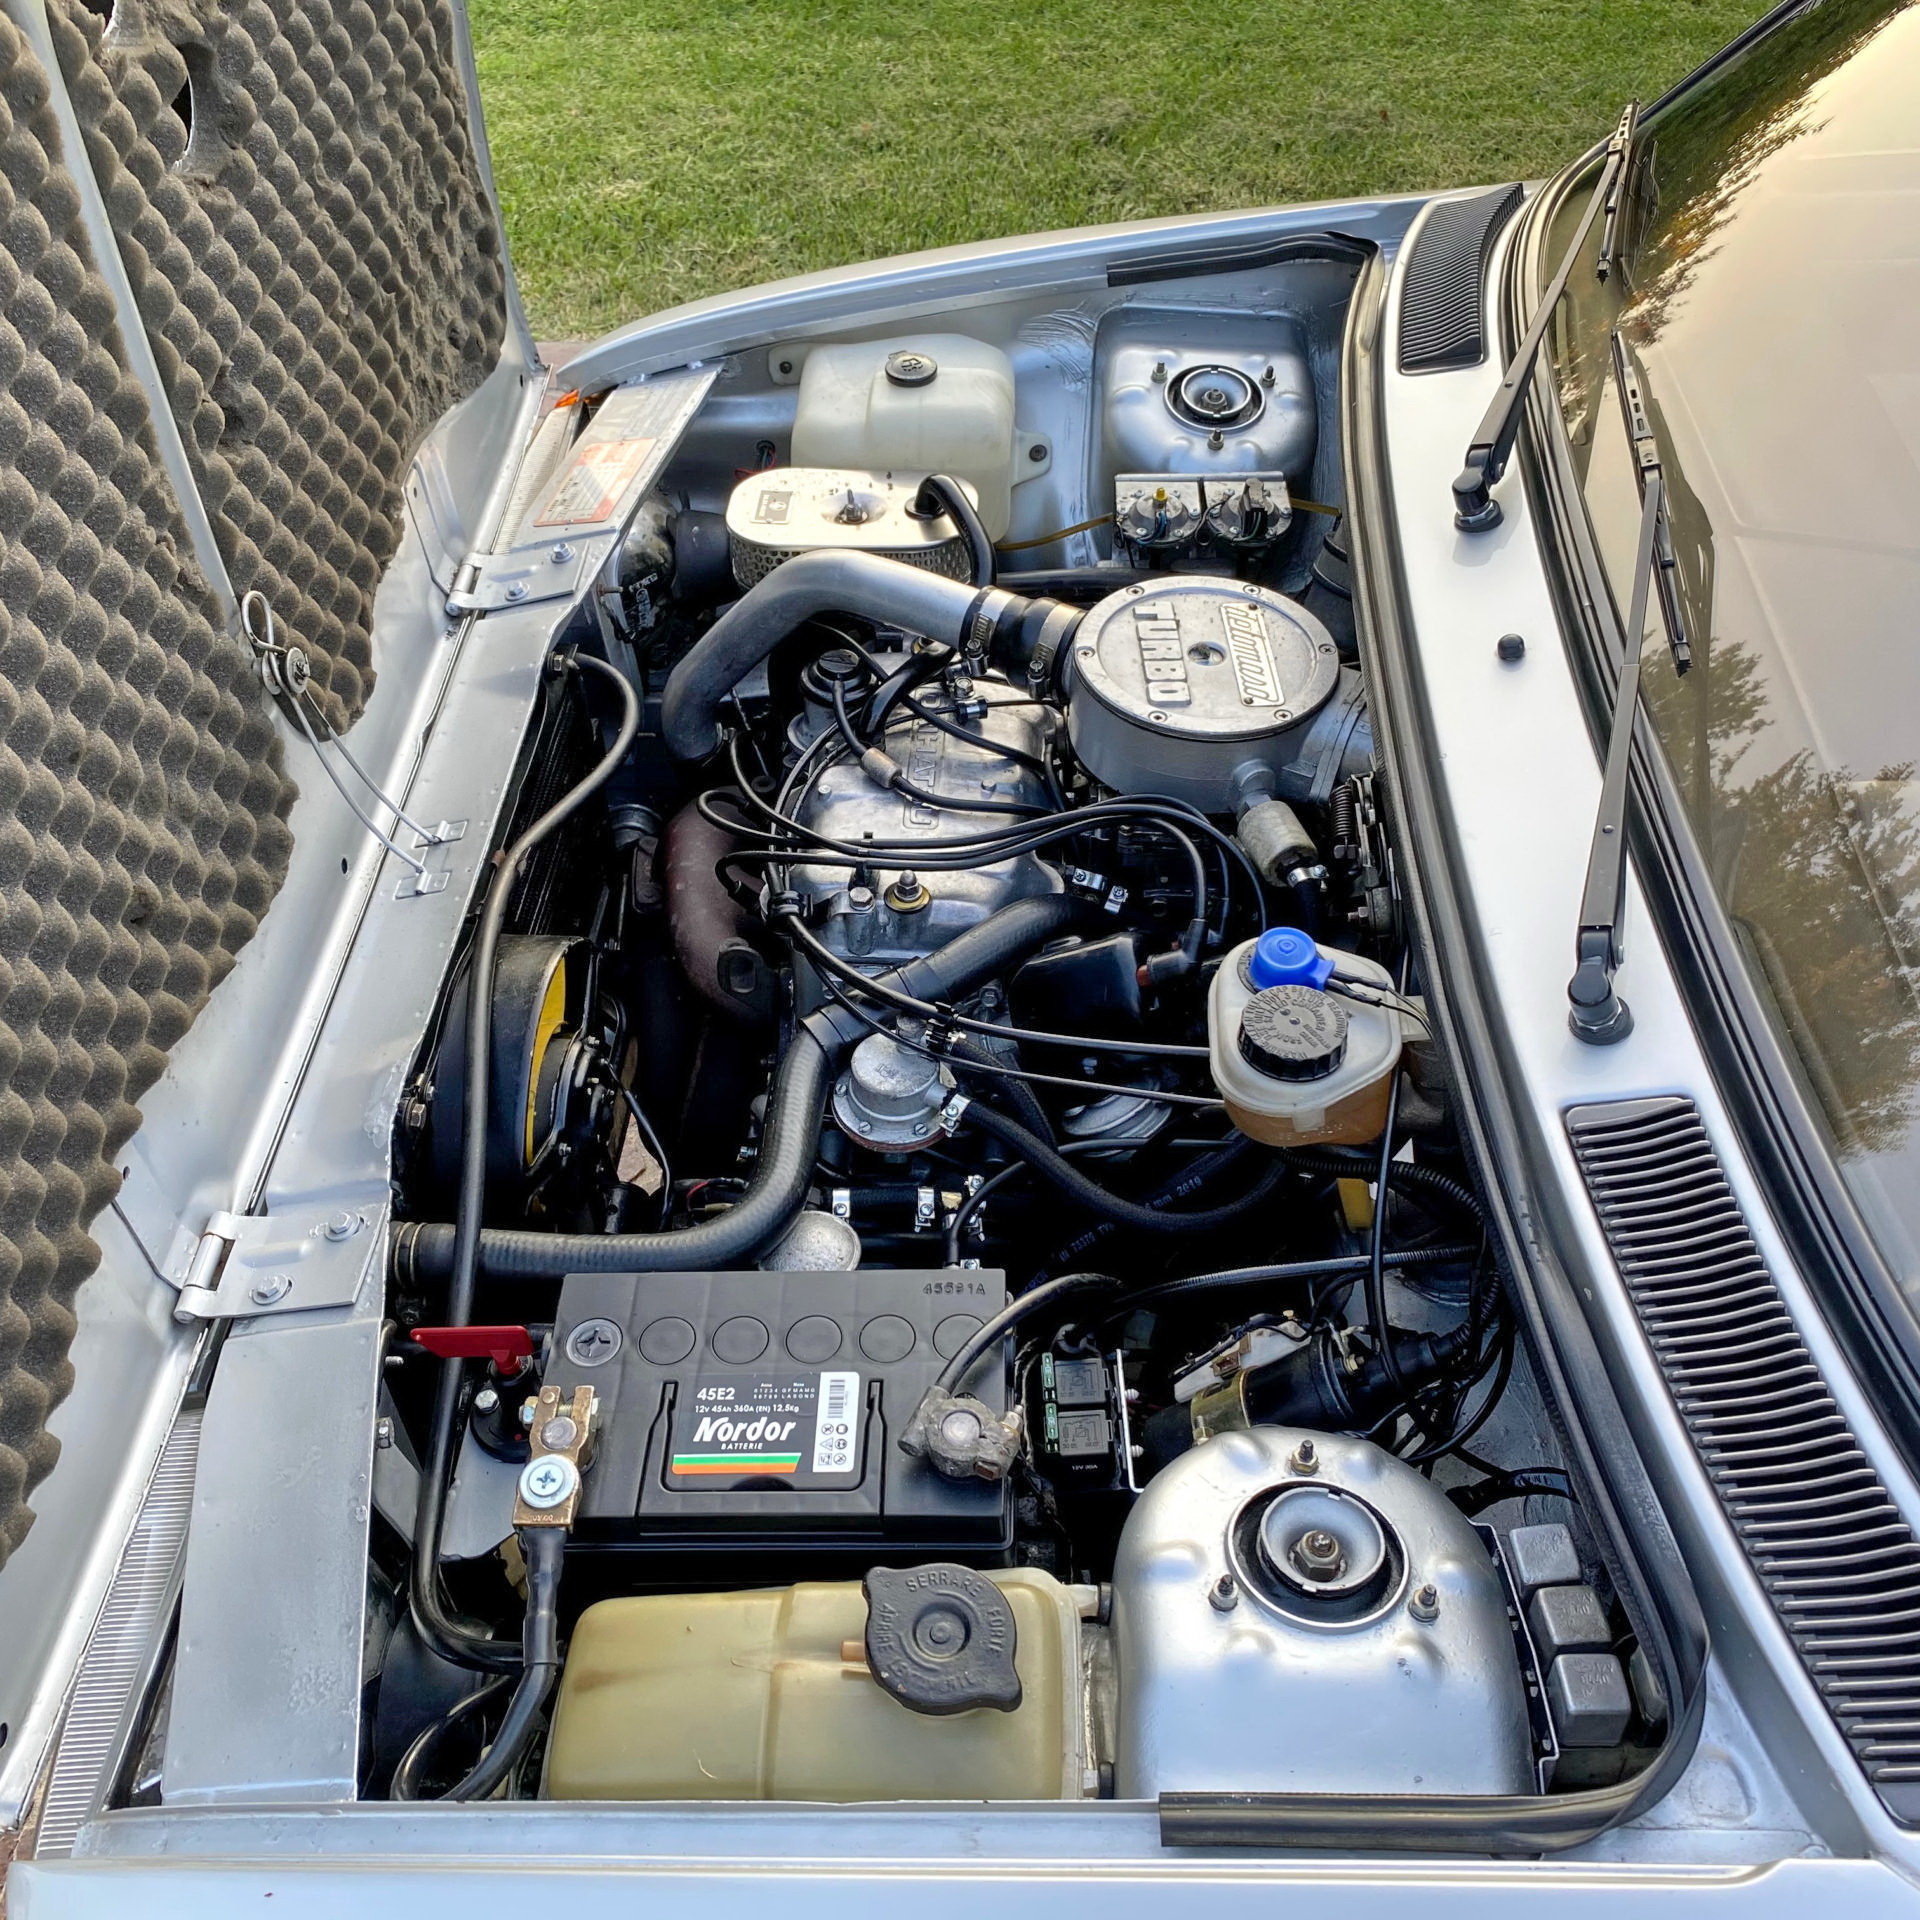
660,549,1072,761
393,892,1085,1282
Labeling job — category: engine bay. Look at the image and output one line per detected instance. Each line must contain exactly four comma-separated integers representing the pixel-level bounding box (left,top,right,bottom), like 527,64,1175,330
348,266,1661,1813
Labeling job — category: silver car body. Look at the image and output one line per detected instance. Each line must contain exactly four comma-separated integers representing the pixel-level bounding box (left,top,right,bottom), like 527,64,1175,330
9,0,1920,1909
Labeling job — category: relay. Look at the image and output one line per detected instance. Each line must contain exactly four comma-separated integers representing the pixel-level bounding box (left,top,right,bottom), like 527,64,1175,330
543,1268,1012,1577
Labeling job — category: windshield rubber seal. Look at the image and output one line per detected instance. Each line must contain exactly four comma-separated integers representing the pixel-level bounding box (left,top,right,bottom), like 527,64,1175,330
1159,237,1709,1853
1513,155,1920,1494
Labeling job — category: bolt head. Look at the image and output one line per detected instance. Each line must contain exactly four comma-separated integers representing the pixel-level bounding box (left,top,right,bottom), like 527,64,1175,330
248,1274,291,1306
504,581,529,602
321,1210,361,1242
374,1416,395,1449
550,543,576,565
518,1453,579,1511
472,1387,499,1414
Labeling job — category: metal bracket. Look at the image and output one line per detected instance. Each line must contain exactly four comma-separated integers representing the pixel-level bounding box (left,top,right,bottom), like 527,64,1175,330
395,818,468,900
442,365,720,617
441,533,615,615
171,1196,390,1323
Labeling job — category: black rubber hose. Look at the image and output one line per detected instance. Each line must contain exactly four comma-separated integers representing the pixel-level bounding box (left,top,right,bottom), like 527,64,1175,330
395,894,1086,1282
947,1033,1056,1145
956,1100,1288,1235
1047,1133,1258,1267
1283,1146,1485,1224
662,549,1016,761
400,1030,833,1281
1367,1062,1412,1406
410,652,639,1675
861,643,952,738
444,1528,564,1801
1107,1243,1481,1317
848,892,1083,1018
935,1271,1118,1394
916,473,994,589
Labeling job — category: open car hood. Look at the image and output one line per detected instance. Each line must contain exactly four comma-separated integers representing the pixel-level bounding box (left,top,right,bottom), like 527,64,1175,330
0,0,517,1575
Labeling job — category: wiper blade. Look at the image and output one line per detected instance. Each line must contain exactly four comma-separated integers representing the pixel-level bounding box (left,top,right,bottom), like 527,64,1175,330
1566,329,1691,1045
1452,102,1639,531
1595,103,1641,282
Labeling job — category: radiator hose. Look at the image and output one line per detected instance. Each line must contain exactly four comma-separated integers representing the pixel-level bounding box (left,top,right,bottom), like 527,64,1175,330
392,891,1085,1284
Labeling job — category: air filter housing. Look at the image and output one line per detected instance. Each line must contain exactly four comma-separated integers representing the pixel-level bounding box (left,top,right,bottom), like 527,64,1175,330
1065,578,1346,809
725,467,975,588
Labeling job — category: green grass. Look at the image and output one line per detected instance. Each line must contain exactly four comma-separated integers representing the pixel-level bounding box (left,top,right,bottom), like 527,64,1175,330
470,0,1762,341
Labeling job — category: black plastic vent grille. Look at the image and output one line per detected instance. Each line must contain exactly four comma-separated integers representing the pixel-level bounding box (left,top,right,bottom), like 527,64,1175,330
1568,1096,1920,1819
1397,183,1524,373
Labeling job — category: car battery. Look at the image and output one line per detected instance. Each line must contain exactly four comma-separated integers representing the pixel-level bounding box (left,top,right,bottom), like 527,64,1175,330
544,1268,1011,1575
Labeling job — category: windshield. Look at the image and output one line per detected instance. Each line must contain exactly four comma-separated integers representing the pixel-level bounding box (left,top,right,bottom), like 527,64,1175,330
1546,0,1920,1295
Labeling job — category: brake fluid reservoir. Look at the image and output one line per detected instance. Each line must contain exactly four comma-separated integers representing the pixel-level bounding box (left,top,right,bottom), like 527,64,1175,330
543,1567,1087,1801
1209,929,1406,1147
791,336,1019,538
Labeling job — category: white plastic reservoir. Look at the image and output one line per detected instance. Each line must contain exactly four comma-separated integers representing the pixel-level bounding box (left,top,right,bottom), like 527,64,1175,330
792,335,1019,538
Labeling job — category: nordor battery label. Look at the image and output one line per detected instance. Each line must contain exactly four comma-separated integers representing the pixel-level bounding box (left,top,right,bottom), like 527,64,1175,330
668,1372,861,1483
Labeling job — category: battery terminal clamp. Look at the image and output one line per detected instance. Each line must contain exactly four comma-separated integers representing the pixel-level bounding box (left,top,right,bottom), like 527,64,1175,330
513,1382,598,1529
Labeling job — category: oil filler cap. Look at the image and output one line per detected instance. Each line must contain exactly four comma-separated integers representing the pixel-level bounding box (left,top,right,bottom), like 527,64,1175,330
862,1563,1022,1716
1238,984,1349,1082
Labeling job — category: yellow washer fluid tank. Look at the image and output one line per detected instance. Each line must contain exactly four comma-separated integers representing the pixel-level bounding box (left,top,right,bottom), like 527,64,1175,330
543,1566,1087,1800
791,336,1019,539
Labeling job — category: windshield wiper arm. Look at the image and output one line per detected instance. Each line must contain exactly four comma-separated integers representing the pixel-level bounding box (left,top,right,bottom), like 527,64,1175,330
1566,329,1691,1045
1452,103,1638,532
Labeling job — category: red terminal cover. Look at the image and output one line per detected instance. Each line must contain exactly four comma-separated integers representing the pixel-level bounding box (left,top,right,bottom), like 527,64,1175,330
410,1324,536,1373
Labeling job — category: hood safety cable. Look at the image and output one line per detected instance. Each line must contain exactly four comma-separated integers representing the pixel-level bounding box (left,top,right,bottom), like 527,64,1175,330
243,591,465,893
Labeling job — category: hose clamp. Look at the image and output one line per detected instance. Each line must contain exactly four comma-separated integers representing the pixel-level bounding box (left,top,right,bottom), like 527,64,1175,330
939,1092,972,1135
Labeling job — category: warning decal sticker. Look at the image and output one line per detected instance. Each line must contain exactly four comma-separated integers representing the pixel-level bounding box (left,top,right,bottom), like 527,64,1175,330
534,437,657,527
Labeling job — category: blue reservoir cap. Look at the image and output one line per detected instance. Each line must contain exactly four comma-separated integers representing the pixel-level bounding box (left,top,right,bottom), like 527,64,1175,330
1247,928,1334,991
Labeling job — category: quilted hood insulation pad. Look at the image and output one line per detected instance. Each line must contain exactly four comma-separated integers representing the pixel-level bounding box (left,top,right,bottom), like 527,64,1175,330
0,0,506,1564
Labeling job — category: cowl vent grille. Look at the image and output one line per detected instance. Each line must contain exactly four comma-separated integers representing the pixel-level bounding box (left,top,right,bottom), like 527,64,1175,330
1568,1095,1920,1820
1397,183,1524,373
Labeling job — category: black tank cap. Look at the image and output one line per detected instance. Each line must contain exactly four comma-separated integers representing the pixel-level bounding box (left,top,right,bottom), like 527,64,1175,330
862,1563,1022,1716
1238,984,1349,1082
